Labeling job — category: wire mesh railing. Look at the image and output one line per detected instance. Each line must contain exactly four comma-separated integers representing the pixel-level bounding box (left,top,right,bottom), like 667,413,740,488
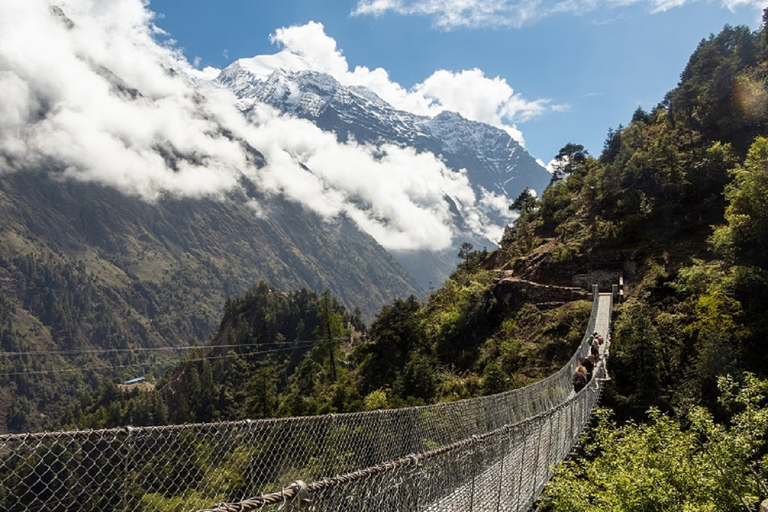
0,288,611,511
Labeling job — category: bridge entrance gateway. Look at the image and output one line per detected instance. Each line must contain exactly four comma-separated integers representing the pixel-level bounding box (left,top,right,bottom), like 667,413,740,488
0,288,612,512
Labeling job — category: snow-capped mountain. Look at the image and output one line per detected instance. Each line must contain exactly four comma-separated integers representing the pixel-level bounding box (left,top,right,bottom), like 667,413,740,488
216,63,552,203
212,61,552,289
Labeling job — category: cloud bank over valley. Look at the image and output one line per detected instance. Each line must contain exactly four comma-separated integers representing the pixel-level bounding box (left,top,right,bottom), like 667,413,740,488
0,0,530,252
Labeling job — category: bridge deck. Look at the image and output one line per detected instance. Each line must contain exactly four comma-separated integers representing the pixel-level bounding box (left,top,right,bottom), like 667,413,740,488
595,292,612,356
0,289,614,512
421,291,614,512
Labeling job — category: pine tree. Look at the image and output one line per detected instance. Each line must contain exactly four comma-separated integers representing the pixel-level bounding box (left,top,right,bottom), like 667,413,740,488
314,290,345,382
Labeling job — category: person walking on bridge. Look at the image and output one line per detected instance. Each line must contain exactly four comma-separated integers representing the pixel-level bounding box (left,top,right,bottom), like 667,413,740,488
573,365,588,392
590,332,600,359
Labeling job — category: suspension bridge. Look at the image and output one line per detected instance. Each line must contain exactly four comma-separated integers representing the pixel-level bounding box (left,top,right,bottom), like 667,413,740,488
0,286,612,511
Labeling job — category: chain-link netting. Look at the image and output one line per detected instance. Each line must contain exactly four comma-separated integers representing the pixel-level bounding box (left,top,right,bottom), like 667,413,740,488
0,289,611,511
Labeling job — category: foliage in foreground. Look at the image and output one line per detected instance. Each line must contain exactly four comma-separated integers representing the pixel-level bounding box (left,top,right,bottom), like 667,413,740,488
542,373,768,511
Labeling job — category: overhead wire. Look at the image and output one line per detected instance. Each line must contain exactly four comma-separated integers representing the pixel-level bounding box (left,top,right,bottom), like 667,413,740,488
0,340,324,378
0,337,347,357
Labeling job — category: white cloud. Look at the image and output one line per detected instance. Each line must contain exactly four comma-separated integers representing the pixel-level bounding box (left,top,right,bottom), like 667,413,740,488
413,68,555,142
243,103,482,250
721,0,768,10
352,0,528,28
240,22,561,144
0,0,510,252
648,0,689,12
0,0,253,200
351,0,592,28
270,22,349,77
352,0,767,28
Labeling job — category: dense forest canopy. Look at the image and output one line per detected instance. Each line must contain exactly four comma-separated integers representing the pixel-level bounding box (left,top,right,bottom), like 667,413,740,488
508,15,768,508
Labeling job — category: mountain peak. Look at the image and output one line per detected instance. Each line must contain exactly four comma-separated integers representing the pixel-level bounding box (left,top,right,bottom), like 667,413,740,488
232,51,315,81
215,64,549,200
433,110,463,121
211,63,552,289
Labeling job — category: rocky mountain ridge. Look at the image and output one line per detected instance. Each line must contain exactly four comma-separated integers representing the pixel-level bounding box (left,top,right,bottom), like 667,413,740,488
214,63,553,288
217,64,552,202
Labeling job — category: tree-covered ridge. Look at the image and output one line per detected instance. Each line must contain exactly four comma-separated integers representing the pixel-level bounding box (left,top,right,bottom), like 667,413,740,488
495,16,768,510
502,16,768,413
0,165,421,432
507,20,768,263
59,258,591,430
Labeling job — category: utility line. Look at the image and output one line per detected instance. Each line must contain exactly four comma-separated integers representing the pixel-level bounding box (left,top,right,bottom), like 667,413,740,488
0,344,313,377
0,337,345,357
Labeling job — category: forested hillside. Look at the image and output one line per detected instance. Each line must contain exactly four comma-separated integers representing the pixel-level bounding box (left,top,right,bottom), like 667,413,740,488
6,14,768,511
53,17,768,442
508,18,768,509
0,168,421,432
59,265,592,429
504,20,768,415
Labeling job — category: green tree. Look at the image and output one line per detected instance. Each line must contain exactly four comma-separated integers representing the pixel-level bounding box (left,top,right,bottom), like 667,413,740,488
668,24,761,153
684,286,747,400
551,143,589,182
542,374,768,511
193,359,216,422
359,295,426,393
505,214,540,257
481,362,506,395
6,396,34,433
712,136,768,268
600,125,623,163
314,289,345,382
509,188,537,215
458,242,474,271
246,367,278,418
455,243,488,274
395,355,437,402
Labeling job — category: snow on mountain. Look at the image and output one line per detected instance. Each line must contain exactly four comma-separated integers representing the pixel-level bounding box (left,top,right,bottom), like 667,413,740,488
213,61,553,288
216,62,552,204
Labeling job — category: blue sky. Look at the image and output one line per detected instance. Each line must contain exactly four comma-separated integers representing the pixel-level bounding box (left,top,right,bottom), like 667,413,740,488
150,0,765,164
